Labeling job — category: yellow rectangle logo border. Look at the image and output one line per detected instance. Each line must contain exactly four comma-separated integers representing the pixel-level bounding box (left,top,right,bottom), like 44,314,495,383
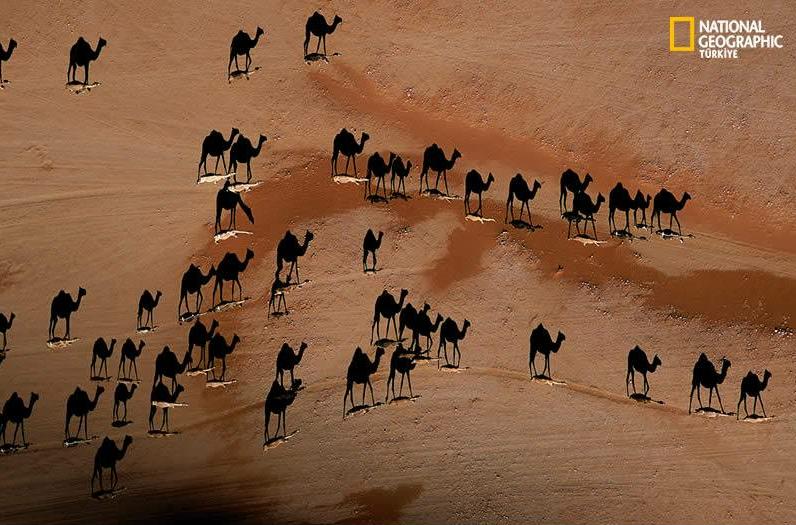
670,16,695,52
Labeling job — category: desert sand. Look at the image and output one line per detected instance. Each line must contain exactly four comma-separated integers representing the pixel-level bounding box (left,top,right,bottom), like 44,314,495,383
0,1,794,523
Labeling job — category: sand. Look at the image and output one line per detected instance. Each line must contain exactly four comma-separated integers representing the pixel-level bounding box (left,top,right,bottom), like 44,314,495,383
0,1,794,523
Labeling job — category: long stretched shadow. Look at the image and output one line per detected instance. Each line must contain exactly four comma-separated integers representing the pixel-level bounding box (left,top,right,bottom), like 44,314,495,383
304,12,343,60
67,36,106,86
228,26,264,79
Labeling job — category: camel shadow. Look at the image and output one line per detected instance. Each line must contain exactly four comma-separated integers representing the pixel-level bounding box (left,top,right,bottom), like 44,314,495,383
214,230,253,244
388,394,421,405
0,443,29,454
136,326,157,334
211,298,249,313
147,430,180,437
111,420,133,428
629,393,664,405
656,229,696,241
740,414,775,423
304,52,341,63
531,374,566,386
47,337,79,349
509,219,540,231
205,378,237,388
65,80,100,94
228,66,261,81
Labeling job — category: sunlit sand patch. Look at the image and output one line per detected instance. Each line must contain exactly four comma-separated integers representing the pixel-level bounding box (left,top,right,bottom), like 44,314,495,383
227,181,262,193
136,326,157,334
387,395,421,405
465,214,496,224
117,378,141,385
214,230,253,243
739,414,774,423
205,378,237,388
63,436,97,448
263,430,300,452
147,430,180,438
333,174,368,184
47,338,79,349
66,81,100,94
197,173,233,185
228,66,260,82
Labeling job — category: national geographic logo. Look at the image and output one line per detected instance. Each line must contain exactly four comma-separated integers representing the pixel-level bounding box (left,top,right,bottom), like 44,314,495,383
669,17,784,58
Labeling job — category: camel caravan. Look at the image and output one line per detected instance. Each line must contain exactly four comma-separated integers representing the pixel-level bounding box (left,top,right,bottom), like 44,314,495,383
0,9,767,504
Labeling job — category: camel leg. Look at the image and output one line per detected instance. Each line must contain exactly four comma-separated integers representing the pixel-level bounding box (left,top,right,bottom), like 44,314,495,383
715,388,725,413
113,401,118,422
368,379,376,406
624,210,631,232
123,401,128,422
759,395,767,417
75,416,83,440
708,388,713,408
84,63,89,86
407,372,413,398
352,156,359,177
478,193,484,216
12,422,19,445
399,374,405,398
133,360,139,381
530,356,537,378
674,213,682,235
65,315,71,340
117,358,124,380
111,465,118,490
274,409,282,438
737,394,745,419
315,37,321,54
264,408,271,442
643,374,650,396
443,173,449,196
343,387,351,417
344,156,350,175
361,383,366,406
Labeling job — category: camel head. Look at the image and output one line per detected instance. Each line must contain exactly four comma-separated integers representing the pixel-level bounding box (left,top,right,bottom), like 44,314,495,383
8,312,15,325
596,193,605,205
451,149,462,161
78,287,87,298
230,127,240,139
304,230,315,244
174,384,186,398
486,173,495,184
95,385,106,399
257,134,268,146
8,39,17,52
208,265,217,278
375,346,386,359
681,192,692,206
97,37,108,51
533,179,543,191
155,290,163,301
299,341,308,352
209,319,220,332
583,174,593,186
377,231,384,242
422,303,431,314
555,331,566,345
122,434,133,448
359,132,370,147
652,354,662,368
405,160,413,171
334,15,343,24
256,26,265,38
245,248,255,262
109,338,117,349
762,369,772,386
29,392,40,406
399,289,409,302
129,384,138,396
230,334,241,350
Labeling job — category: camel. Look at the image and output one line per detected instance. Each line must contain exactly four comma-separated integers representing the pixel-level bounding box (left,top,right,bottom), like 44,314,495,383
137,289,162,330
464,170,494,217
0,311,14,350
90,337,117,380
398,302,430,342
608,182,636,234
213,248,254,305
438,318,470,368
67,37,106,85
420,144,461,195
91,435,132,495
215,180,254,234
371,289,409,343
0,39,16,83
153,346,192,394
49,287,86,341
149,382,184,433
505,174,542,225
1,392,38,446
390,156,412,196
268,269,291,316
117,338,145,381
386,345,416,402
362,229,384,272
529,323,566,379
264,380,298,442
689,353,731,414
413,311,443,356
207,333,240,381
342,347,385,416
187,318,219,370
65,386,104,440
178,264,216,318
276,341,308,387
737,370,772,420
228,26,264,76
559,169,593,214
331,129,369,176
276,230,314,283
365,152,396,200
113,383,136,423
626,345,661,398
570,191,605,240
650,188,691,235
633,191,652,228
197,128,239,181
304,12,343,57
229,134,267,183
